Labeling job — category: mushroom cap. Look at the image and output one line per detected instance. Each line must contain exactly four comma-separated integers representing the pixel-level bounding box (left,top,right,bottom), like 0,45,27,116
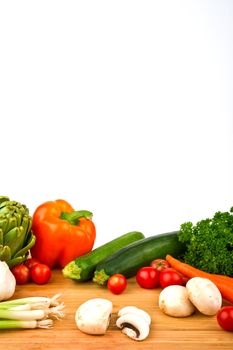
159,285,195,317
186,277,222,316
75,298,112,334
118,306,151,325
116,313,150,341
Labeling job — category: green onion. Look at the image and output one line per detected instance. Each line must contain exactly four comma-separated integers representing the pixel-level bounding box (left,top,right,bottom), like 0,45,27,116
0,294,64,330
0,309,46,320
0,294,62,308
0,319,53,329
0,304,31,311
0,305,64,320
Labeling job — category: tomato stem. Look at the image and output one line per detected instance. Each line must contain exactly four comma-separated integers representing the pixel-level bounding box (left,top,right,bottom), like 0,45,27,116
60,210,93,225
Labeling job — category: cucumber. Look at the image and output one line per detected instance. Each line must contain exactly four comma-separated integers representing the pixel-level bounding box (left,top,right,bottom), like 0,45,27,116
93,231,186,285
62,231,144,281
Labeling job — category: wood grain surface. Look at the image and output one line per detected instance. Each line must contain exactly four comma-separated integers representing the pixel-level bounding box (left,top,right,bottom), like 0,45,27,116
0,269,232,350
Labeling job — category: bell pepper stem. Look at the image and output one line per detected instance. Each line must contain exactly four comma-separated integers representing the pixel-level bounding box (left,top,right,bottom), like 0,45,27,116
60,210,93,225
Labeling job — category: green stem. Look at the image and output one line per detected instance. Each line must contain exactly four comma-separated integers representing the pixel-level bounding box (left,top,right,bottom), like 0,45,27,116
60,210,93,225
62,261,82,280
92,269,110,286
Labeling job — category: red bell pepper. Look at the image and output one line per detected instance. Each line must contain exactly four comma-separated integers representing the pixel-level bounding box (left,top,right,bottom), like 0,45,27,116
31,199,96,268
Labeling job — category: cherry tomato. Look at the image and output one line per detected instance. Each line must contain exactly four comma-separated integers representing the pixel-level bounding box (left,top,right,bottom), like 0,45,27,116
11,264,30,285
150,259,170,272
217,306,233,331
181,274,190,285
24,258,40,270
30,263,52,285
107,274,127,294
159,268,184,288
136,266,160,289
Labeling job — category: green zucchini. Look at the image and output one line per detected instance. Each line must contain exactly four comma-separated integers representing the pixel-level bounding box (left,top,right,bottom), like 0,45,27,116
62,231,144,281
93,231,186,285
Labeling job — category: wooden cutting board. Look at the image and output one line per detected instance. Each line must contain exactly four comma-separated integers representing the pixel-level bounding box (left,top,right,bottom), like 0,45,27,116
0,270,232,350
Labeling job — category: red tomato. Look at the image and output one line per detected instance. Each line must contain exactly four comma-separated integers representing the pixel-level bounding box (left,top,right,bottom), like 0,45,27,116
11,264,30,285
136,266,160,289
24,258,40,270
217,306,233,331
107,274,127,294
150,259,170,271
159,268,184,288
181,274,190,285
30,263,52,285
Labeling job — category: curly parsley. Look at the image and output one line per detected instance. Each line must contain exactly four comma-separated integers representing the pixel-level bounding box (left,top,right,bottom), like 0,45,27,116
178,208,233,276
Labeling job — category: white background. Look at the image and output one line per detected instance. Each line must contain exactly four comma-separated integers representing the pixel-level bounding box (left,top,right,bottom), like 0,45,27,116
1,0,233,247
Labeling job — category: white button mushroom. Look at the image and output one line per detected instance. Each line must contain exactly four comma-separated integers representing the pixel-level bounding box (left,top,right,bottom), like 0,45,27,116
116,306,151,341
117,306,151,325
75,298,112,335
186,277,222,316
159,285,195,317
116,313,150,341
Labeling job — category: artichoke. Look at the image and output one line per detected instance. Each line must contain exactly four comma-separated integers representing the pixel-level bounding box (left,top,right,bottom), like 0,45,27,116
0,196,36,268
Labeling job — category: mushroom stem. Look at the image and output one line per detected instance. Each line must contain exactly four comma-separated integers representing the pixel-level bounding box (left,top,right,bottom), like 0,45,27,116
116,312,150,341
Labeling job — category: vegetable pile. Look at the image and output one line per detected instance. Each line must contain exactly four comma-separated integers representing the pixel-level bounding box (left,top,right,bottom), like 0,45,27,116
1,195,233,337
178,207,233,276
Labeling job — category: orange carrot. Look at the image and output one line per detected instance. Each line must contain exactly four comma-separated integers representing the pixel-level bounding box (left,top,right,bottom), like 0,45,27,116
212,274,233,286
166,255,233,304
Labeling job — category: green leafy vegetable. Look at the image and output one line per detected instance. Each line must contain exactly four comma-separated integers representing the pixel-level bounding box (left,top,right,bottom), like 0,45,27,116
178,207,233,276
